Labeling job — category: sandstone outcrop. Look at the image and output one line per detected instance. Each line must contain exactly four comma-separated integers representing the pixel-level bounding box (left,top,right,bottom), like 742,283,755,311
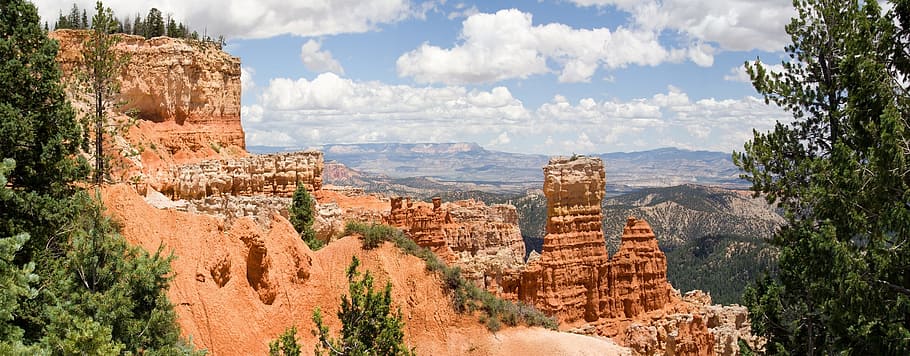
386,197,457,263
50,30,244,154
154,150,324,200
489,156,721,354
102,185,632,355
683,290,764,355
511,156,612,323
443,200,526,290
384,197,526,288
609,217,673,318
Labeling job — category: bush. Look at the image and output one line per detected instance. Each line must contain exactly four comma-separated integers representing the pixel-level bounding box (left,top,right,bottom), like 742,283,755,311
312,257,413,356
340,221,558,331
268,326,301,356
344,221,401,250
289,184,322,250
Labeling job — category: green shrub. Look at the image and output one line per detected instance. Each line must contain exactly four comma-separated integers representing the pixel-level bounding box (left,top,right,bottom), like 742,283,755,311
341,222,558,331
312,257,413,356
344,221,402,250
268,326,301,356
289,184,323,250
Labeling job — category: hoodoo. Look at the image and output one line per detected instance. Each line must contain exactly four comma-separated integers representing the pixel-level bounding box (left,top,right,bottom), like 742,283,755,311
514,156,613,323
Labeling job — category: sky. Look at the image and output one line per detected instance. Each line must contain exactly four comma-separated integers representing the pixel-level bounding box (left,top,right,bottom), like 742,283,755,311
34,0,796,155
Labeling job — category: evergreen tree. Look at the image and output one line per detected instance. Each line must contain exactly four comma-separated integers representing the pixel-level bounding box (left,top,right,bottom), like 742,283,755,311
0,160,39,353
55,10,68,29
312,257,413,356
132,13,142,36
121,16,131,35
81,1,128,185
166,15,177,37
145,8,164,37
68,4,80,29
81,9,88,29
737,0,910,353
289,184,323,250
0,1,196,353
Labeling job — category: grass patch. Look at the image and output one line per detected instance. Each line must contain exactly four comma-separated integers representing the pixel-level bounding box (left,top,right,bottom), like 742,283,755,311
342,221,557,331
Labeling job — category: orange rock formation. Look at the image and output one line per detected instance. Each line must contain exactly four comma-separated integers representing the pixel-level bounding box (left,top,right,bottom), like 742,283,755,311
101,184,631,355
50,30,245,154
490,156,717,355
609,217,673,318
386,197,458,263
511,156,612,323
385,197,526,289
154,150,324,200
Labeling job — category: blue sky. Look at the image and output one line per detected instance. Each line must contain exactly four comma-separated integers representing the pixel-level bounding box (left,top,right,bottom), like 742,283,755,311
35,0,795,155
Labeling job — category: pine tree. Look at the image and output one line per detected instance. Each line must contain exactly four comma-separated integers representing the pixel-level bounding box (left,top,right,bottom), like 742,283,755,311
145,8,164,37
0,2,196,353
269,326,302,356
121,16,131,35
132,13,142,36
80,1,129,185
289,184,323,250
68,4,80,29
737,0,910,353
312,257,413,356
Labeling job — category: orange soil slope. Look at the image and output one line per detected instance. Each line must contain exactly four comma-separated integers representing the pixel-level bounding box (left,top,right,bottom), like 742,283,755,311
101,185,629,355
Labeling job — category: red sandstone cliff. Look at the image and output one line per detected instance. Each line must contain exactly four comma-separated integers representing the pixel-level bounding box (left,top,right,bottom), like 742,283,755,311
102,184,631,355
384,197,526,290
50,29,245,170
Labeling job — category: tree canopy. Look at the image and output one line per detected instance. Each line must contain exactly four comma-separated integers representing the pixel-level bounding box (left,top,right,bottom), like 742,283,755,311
0,1,197,353
737,0,910,354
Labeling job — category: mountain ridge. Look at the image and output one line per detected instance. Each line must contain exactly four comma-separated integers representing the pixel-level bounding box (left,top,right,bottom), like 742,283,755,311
251,142,748,194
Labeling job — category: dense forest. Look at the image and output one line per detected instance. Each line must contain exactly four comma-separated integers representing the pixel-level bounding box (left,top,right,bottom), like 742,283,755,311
50,3,225,47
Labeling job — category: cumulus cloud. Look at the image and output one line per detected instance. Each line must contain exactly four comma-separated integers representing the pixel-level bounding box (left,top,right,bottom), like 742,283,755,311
244,73,790,153
34,0,416,39
397,9,687,84
724,60,787,83
570,0,793,52
300,40,345,74
240,66,255,93
488,132,511,146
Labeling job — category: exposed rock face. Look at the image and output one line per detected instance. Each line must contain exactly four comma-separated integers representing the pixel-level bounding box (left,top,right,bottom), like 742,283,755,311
386,197,457,263
515,156,611,323
385,197,526,289
154,150,324,200
443,200,526,290
684,290,764,355
609,217,673,318
50,30,244,153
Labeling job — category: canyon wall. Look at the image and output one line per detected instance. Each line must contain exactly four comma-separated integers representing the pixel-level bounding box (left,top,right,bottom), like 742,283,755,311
50,29,244,154
153,150,323,200
385,197,526,288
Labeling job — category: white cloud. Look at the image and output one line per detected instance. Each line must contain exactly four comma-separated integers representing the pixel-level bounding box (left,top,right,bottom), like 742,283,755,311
245,73,791,153
397,9,686,85
724,60,787,83
34,0,416,39
488,132,511,146
570,0,793,52
240,66,255,93
447,3,479,20
300,40,345,74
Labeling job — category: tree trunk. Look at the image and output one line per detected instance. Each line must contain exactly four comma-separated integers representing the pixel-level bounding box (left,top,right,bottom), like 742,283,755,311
94,83,103,185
